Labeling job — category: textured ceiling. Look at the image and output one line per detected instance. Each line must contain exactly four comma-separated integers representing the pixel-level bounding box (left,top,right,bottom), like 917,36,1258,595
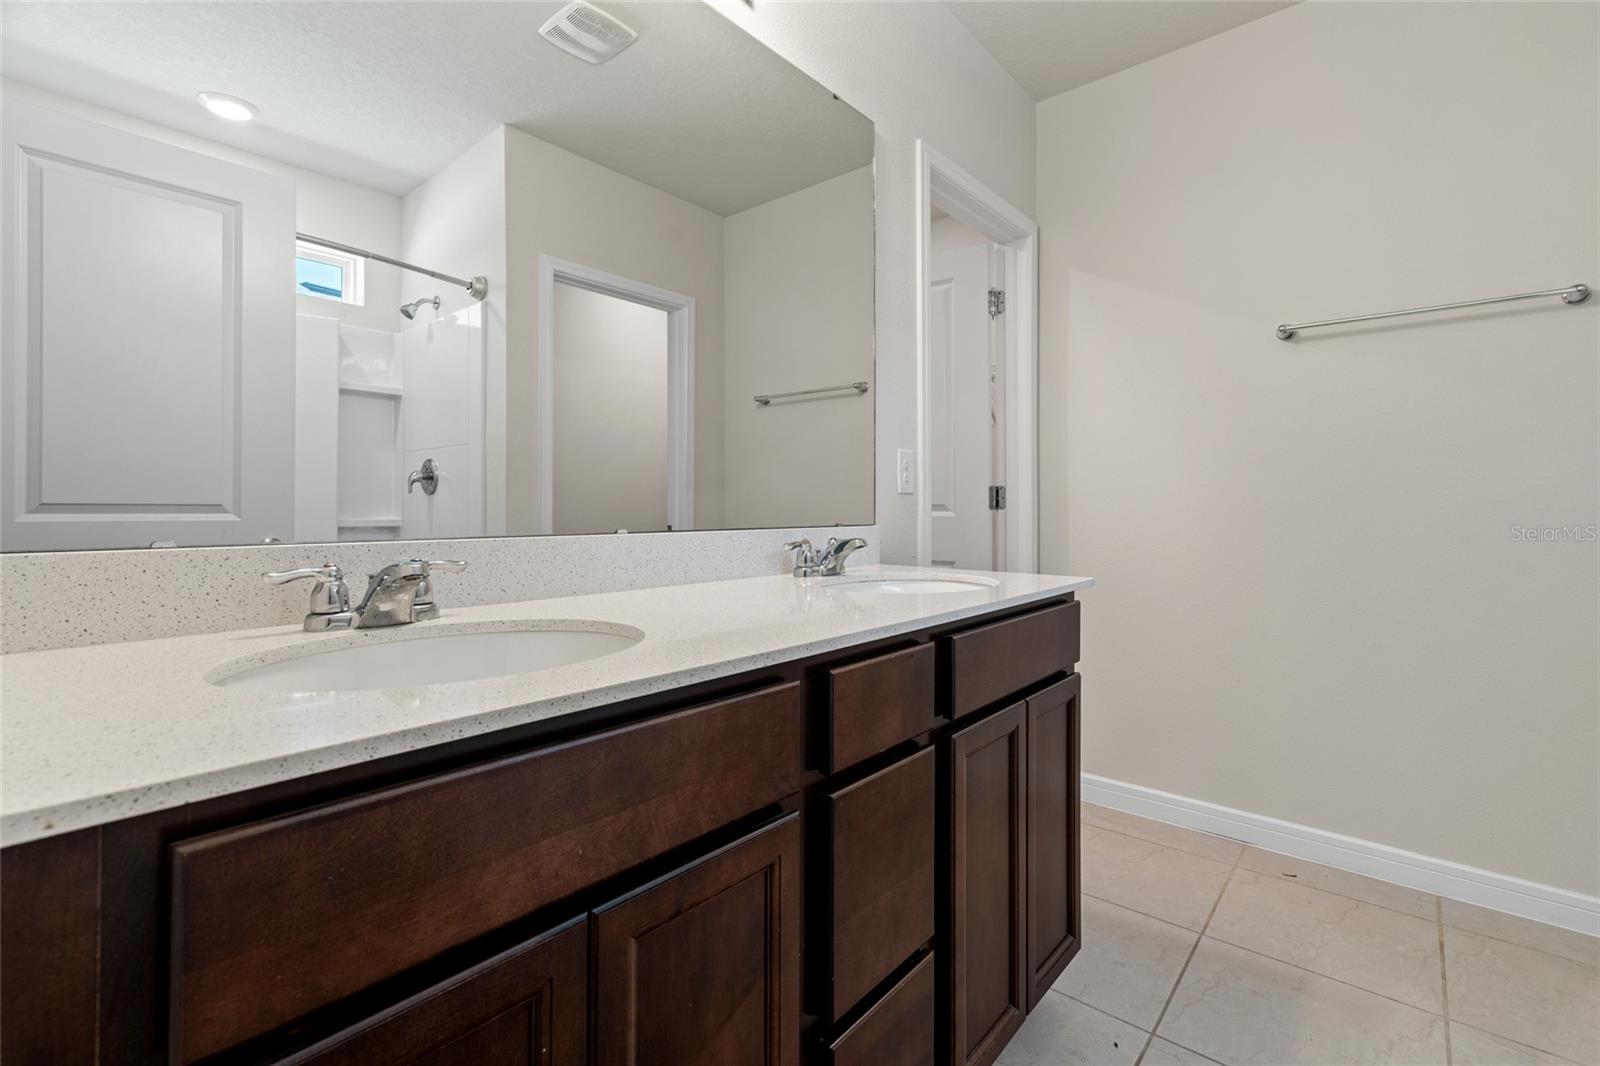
0,1,872,215
946,1,1293,101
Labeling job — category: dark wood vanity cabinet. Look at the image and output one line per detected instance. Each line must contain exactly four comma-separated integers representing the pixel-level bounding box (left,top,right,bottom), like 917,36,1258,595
0,595,1080,1066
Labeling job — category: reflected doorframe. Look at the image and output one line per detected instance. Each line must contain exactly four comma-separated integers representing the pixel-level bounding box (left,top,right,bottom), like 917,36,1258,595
913,140,1039,573
536,255,695,535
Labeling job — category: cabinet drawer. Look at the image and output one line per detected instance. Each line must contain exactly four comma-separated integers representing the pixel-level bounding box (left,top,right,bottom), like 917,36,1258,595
942,601,1078,721
819,643,936,771
278,917,588,1066
823,747,935,1021
171,682,806,1064
825,953,935,1066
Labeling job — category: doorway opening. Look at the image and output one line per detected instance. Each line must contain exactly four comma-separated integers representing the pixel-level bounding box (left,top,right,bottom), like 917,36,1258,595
536,256,695,535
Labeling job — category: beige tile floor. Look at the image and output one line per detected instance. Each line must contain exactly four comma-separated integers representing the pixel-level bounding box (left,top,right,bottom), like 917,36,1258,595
998,803,1600,1066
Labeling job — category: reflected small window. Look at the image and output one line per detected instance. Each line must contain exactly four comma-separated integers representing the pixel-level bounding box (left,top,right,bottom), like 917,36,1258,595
295,240,363,305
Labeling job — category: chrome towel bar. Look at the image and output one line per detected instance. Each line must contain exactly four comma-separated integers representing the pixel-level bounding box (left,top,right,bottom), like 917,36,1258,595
754,381,870,406
1276,283,1590,340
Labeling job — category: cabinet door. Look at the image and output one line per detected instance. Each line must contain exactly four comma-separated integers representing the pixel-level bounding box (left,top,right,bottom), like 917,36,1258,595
944,703,1027,1066
282,917,587,1066
1025,674,1082,1009
593,814,801,1066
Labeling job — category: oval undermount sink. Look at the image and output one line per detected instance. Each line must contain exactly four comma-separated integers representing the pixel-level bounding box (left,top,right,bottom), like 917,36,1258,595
834,577,999,594
208,621,643,693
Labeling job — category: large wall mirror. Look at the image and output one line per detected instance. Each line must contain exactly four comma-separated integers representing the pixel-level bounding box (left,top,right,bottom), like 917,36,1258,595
0,2,874,551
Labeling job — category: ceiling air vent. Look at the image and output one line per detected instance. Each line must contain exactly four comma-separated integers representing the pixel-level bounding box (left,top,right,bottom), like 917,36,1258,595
539,1,638,64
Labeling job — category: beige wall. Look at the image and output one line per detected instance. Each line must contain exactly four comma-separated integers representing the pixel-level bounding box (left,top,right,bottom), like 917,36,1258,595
1037,2,1599,894
503,127,726,534
707,1,1037,561
551,284,668,535
723,166,874,528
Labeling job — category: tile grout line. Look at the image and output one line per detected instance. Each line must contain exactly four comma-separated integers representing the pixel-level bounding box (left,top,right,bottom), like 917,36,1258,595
1200,930,1451,1019
1438,896,1453,1066
1054,989,1150,1036
1436,921,1600,968
1082,814,1593,1066
1089,809,1600,957
1448,1022,1588,1066
1131,836,1245,1066
1083,813,1245,864
1045,986,1160,1054
1081,890,1211,935
1087,814,1452,926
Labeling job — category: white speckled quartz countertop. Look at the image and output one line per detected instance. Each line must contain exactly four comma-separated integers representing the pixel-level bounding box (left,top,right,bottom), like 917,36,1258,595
1,565,1091,846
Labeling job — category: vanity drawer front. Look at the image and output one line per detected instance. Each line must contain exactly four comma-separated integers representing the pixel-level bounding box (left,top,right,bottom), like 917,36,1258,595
821,642,936,771
170,681,805,1064
824,953,935,1066
942,600,1079,721
824,746,936,1021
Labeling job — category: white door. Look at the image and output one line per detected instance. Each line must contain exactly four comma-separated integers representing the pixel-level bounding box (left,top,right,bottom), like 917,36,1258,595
1,98,296,550
928,240,1003,569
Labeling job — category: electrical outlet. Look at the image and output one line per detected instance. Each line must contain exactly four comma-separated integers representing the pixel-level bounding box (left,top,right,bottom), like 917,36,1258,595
896,449,915,495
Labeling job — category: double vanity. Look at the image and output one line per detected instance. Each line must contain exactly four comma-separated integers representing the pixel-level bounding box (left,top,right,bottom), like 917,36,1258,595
0,4,1084,1062
0,564,1090,1066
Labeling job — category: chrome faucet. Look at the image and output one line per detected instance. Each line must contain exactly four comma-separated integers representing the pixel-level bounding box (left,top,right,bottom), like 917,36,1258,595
784,537,868,578
265,558,467,631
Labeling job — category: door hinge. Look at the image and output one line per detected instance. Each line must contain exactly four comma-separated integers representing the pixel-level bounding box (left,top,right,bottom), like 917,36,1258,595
988,485,1006,510
987,288,1005,318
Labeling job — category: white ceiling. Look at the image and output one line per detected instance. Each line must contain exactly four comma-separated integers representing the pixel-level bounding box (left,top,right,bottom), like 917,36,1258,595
0,1,872,215
945,1,1293,101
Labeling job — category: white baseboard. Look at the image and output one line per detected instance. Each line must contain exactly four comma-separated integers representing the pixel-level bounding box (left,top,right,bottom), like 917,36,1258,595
1082,773,1600,938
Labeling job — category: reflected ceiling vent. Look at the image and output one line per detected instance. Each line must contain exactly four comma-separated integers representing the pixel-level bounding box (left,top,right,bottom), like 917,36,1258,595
539,1,638,64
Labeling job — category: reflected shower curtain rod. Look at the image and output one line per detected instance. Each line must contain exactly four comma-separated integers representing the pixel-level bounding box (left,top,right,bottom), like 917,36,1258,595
1276,282,1590,340
297,232,488,300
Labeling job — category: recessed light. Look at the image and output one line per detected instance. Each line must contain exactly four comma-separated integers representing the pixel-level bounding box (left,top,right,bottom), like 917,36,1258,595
197,92,257,122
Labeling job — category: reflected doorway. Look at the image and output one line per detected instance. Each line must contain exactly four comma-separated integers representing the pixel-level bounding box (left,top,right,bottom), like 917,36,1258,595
536,257,695,535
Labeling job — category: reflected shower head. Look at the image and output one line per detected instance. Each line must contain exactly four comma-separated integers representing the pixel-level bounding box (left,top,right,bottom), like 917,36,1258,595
400,295,440,320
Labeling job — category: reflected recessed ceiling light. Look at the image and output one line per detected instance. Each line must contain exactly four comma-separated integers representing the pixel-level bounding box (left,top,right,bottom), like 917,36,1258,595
197,92,257,122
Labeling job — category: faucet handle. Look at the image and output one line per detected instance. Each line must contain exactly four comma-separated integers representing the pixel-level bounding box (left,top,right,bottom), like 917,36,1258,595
264,563,341,585
264,563,350,616
784,539,821,576
411,561,467,620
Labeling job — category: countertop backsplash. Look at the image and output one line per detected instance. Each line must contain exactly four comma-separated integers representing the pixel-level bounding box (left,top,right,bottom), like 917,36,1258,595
0,526,878,654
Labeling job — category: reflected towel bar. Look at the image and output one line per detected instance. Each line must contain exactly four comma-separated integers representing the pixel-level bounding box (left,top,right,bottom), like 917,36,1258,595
298,232,488,301
754,381,870,405
1276,283,1590,340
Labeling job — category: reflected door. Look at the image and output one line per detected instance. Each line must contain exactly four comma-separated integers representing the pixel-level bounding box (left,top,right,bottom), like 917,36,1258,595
0,98,296,550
